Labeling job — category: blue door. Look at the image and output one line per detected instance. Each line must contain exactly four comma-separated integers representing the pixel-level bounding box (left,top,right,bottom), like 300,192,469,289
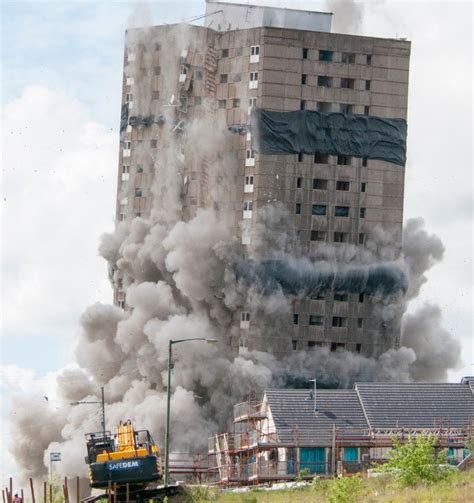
287,448,295,475
343,447,359,462
299,447,326,474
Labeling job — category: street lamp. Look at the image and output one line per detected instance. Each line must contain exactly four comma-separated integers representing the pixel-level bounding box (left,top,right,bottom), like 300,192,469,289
164,338,218,487
71,386,106,438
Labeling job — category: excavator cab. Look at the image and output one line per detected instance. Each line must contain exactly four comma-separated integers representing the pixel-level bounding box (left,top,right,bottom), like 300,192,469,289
85,420,162,488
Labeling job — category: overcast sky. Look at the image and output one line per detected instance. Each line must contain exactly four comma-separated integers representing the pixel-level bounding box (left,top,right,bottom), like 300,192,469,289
1,0,473,480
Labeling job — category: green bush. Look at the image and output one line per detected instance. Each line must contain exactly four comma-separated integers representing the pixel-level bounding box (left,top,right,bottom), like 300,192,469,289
310,475,329,493
375,433,454,486
328,474,363,503
186,485,219,502
296,467,312,480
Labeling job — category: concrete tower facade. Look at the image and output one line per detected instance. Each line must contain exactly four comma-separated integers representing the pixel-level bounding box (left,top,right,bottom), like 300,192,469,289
112,1,410,359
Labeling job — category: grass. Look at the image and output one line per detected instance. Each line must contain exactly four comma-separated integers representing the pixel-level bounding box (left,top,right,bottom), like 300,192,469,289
185,469,474,502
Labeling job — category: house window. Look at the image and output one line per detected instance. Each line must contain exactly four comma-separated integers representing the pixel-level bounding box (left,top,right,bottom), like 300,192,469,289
122,165,130,181
337,155,351,165
243,201,253,219
154,66,161,76
341,52,356,64
292,340,298,350
222,48,229,58
245,149,255,166
136,165,144,173
303,48,309,59
240,311,250,329
364,106,370,115
126,93,133,103
250,45,260,63
233,98,241,108
300,100,306,110
359,293,365,303
296,177,303,188
361,182,366,193
340,78,355,89
319,50,333,62
314,154,329,164
248,97,257,109
358,233,365,244
362,157,368,167
135,188,143,197
220,74,228,84
317,102,332,113
340,104,353,114
309,315,324,326
302,74,307,85
119,213,127,221
335,206,350,217
331,342,346,351
249,72,259,85
308,341,320,349
357,318,363,329
124,141,132,150
359,207,366,218
218,100,226,109
334,232,348,243
317,76,332,87
356,344,362,354
334,293,348,302
312,204,327,216
297,153,304,162
150,140,158,148
310,230,326,241
152,91,159,100
332,317,347,328
295,203,302,215
366,55,372,65
245,175,254,185
365,80,371,91
313,178,328,190
293,314,299,325
336,181,350,191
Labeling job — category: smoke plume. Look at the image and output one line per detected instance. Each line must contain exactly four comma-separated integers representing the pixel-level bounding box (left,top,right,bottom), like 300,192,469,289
8,20,461,486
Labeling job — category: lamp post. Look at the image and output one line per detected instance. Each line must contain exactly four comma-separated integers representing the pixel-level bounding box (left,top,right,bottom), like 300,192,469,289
164,338,217,487
71,386,106,437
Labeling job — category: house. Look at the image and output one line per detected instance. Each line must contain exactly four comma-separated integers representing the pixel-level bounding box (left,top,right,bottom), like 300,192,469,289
208,377,474,483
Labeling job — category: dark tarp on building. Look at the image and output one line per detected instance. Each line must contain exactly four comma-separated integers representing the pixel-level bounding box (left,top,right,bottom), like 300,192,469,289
250,109,407,166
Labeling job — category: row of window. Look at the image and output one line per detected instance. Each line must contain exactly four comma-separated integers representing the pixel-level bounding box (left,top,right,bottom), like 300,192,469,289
292,340,362,353
298,153,368,166
295,204,366,218
303,48,372,66
297,177,366,192
308,231,366,244
294,314,366,328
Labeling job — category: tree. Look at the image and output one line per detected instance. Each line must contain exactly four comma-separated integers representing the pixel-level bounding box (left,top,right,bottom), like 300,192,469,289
375,433,452,486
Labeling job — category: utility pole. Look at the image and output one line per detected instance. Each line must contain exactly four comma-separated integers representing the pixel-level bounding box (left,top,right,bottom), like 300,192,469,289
71,387,106,436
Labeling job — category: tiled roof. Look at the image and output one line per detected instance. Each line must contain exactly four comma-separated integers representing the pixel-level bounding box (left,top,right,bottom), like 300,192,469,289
355,382,474,429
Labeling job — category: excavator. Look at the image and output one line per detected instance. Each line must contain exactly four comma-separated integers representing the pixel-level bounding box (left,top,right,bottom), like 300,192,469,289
83,420,182,502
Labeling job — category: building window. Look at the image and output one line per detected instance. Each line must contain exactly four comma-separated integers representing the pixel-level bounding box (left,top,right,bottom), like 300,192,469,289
331,342,346,351
308,341,320,349
340,78,355,89
302,74,307,85
317,102,332,113
135,188,143,197
358,233,365,244
340,104,353,114
310,230,326,241
233,98,241,108
152,91,159,100
250,45,260,63
136,164,144,173
150,140,158,148
240,311,250,329
292,340,298,350
312,292,326,300
293,314,299,325
248,97,257,115
341,52,356,64
300,100,306,110
218,100,226,109
296,177,303,188
357,318,363,329
317,76,332,88
195,70,203,80
334,293,348,301
222,48,229,58
154,66,161,76
313,178,328,190
366,55,372,65
334,232,348,243
220,74,228,84
336,181,350,191
245,175,254,185
121,165,130,181
303,47,309,59
360,207,366,218
365,80,371,91
356,343,362,353
312,204,327,216
335,206,350,217
319,50,333,62
364,106,370,115
233,73,242,82
126,93,133,103
297,153,304,162
362,157,368,167
195,96,202,105
314,153,329,164
337,155,351,165
309,315,324,326
243,201,253,219
295,203,302,215
361,182,366,192
249,71,259,89
332,317,347,328
359,293,365,303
